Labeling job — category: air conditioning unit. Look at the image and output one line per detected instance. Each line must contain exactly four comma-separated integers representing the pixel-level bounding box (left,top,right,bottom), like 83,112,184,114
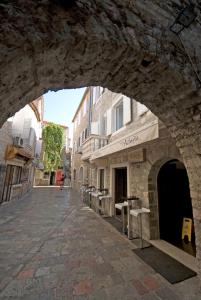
13,136,24,148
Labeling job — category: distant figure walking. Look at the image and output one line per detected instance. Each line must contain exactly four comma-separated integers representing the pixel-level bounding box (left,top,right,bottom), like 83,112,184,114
60,173,66,190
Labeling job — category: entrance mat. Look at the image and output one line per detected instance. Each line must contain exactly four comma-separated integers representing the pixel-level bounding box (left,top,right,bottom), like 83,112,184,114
103,216,123,234
133,246,197,284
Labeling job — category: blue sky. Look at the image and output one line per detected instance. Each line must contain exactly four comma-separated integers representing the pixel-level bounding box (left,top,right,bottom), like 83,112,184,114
43,88,86,141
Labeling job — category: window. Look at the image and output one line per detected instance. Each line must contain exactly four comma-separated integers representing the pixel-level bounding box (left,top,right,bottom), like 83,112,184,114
12,166,22,184
99,169,104,190
78,137,81,147
73,169,76,180
79,167,83,182
100,113,107,135
82,131,85,142
85,128,88,139
111,96,131,133
115,101,123,131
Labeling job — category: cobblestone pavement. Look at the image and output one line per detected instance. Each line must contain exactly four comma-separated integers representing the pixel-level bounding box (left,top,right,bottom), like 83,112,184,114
0,187,200,300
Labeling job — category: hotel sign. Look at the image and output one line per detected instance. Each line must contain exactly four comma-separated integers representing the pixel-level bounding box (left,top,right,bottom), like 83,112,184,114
91,120,158,160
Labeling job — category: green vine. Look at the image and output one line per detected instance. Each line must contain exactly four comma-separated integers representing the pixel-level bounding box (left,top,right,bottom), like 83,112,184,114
42,123,63,172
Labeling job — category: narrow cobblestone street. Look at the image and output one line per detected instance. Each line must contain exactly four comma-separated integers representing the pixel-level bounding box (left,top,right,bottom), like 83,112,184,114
0,187,200,300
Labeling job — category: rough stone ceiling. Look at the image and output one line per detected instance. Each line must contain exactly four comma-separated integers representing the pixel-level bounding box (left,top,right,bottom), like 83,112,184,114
0,0,201,128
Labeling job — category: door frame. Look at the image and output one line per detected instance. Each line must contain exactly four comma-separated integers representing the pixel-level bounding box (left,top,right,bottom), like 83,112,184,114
110,162,130,215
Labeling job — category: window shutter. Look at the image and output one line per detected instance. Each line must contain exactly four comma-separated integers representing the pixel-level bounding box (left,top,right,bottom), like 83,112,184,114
106,108,112,135
22,118,32,138
137,102,148,116
91,122,99,135
123,96,131,125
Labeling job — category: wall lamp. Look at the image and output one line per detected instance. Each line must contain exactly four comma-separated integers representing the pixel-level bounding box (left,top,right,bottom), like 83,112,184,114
170,4,197,35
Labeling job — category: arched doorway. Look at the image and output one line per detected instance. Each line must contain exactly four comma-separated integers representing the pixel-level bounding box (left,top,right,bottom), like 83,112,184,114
157,159,196,256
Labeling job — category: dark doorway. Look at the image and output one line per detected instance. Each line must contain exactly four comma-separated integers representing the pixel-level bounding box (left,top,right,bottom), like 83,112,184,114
115,167,127,203
50,171,55,185
157,160,196,256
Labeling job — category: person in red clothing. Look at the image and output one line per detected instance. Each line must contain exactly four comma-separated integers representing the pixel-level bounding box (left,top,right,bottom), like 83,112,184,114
60,173,66,190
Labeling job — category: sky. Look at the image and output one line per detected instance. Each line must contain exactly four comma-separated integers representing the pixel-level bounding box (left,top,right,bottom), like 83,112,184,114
43,88,86,142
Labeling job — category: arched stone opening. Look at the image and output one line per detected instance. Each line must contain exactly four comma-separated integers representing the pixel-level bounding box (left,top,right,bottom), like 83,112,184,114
1,1,201,127
148,158,196,257
1,0,201,272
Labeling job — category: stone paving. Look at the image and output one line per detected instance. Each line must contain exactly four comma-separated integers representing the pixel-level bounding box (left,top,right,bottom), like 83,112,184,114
0,187,200,300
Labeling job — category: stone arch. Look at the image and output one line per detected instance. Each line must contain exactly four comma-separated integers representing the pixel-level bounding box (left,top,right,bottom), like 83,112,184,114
1,1,201,128
1,0,201,271
148,157,181,240
148,157,194,245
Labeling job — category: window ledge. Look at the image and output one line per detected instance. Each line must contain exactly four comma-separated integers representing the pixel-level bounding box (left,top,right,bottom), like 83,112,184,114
111,125,126,137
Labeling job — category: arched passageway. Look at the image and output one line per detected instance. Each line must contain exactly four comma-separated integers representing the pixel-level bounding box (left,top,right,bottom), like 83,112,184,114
1,1,201,273
158,159,196,257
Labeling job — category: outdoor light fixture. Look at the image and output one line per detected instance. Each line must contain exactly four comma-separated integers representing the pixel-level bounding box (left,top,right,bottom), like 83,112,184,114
170,4,197,35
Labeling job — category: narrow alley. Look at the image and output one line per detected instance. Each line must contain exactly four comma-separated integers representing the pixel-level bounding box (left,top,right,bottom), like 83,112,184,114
0,187,199,300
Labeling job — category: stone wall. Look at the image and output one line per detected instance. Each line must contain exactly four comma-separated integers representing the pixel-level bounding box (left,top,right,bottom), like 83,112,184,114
0,121,13,164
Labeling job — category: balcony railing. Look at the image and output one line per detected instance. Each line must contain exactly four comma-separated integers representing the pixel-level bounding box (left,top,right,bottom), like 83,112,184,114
82,135,108,160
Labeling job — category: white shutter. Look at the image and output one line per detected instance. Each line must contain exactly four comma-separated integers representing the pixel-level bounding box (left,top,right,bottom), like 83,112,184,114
22,118,32,138
106,108,112,135
91,122,99,135
137,102,148,116
123,96,131,125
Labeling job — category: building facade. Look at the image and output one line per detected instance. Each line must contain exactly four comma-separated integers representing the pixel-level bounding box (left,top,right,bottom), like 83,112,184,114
0,97,43,204
35,121,71,186
72,87,196,263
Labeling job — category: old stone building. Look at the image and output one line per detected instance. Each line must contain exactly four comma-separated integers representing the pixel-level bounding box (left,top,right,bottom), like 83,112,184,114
72,87,93,190
0,97,43,204
72,87,196,269
35,121,71,186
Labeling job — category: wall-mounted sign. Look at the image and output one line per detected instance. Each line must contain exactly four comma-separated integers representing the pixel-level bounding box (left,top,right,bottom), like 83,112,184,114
91,120,158,160
128,148,146,163
182,217,192,242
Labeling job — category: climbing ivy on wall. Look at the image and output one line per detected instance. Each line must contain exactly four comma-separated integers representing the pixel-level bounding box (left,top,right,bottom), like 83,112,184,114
42,123,63,172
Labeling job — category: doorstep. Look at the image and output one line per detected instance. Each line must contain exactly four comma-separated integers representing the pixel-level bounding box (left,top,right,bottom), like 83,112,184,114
149,239,198,273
